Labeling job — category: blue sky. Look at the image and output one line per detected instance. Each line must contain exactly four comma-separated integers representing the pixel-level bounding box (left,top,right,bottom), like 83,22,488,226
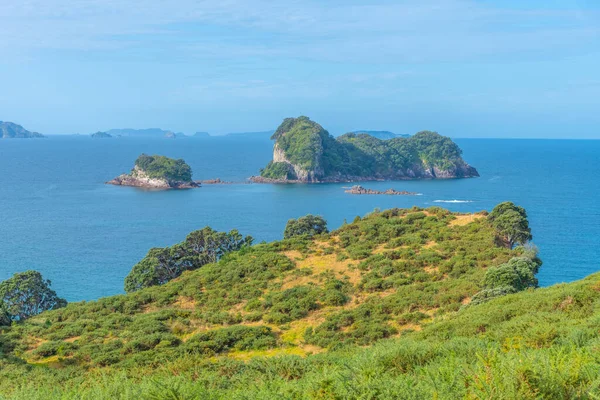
0,0,598,137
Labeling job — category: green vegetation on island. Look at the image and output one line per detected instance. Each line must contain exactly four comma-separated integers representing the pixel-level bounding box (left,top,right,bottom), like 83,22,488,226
5,202,595,399
255,116,478,182
0,121,44,138
134,154,192,182
107,154,198,189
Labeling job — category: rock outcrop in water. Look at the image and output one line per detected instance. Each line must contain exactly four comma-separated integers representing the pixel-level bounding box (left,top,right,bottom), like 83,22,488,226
344,185,419,195
107,154,199,190
251,116,479,183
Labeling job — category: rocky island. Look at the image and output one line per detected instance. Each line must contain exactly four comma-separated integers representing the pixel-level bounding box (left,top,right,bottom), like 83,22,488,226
107,154,199,189
90,131,112,138
0,121,44,138
251,116,478,183
344,185,419,195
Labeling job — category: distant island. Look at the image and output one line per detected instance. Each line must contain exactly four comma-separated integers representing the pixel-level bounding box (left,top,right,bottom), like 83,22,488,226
107,154,199,189
90,131,112,138
251,116,479,183
0,121,44,138
345,185,419,195
103,128,185,138
347,130,409,140
194,131,211,138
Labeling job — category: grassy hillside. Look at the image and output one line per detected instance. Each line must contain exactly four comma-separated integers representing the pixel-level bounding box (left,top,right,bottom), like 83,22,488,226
2,206,596,399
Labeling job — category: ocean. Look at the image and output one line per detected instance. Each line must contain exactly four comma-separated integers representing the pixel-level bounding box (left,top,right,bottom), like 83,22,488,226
0,136,598,301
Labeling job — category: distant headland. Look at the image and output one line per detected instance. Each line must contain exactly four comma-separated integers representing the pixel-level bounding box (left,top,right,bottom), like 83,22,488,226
250,116,479,183
90,131,112,138
0,121,44,138
107,154,199,189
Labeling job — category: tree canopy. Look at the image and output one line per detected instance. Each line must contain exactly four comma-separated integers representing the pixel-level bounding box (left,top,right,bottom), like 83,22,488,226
125,227,253,292
489,202,533,248
283,215,328,239
134,154,193,182
0,271,66,323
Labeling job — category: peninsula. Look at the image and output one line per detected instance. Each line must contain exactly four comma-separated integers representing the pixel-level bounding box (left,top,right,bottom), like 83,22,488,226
0,121,44,138
251,116,478,183
345,185,419,195
106,154,199,189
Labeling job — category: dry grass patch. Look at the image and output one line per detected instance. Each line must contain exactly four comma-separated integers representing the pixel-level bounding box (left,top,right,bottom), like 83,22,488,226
174,296,197,310
449,214,484,226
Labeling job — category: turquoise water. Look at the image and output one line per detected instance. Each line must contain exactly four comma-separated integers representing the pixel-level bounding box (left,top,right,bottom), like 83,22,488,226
0,136,598,301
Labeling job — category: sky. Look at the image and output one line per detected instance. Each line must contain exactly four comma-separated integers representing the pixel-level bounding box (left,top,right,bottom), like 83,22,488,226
0,0,598,138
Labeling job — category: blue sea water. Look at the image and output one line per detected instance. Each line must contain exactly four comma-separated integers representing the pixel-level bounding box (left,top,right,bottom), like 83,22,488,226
0,136,598,301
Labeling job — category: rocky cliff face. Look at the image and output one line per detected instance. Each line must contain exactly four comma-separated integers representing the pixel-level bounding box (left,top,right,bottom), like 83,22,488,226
107,166,199,189
272,143,325,182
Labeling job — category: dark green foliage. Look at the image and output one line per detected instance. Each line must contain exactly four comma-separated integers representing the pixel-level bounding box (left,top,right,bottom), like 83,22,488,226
469,286,517,306
489,202,533,248
125,227,253,292
283,215,328,239
134,154,193,182
0,271,66,322
484,256,541,292
183,326,277,355
264,286,319,324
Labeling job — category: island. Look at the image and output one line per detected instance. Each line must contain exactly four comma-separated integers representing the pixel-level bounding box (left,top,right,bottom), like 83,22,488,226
251,116,478,183
194,131,211,138
0,121,44,138
90,131,112,138
344,185,419,195
106,154,199,189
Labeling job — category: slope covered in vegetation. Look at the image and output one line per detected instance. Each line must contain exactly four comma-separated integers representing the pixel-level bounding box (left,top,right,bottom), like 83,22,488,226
256,116,479,182
0,205,558,398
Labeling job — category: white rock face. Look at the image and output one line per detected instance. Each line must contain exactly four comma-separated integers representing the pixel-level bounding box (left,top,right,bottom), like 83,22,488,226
273,143,324,182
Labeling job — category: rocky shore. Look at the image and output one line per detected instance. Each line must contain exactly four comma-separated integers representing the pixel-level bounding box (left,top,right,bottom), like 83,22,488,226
344,185,419,195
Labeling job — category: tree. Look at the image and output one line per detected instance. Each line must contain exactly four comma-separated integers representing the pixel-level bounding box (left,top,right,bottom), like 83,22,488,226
0,271,66,322
283,215,328,239
488,202,532,248
125,227,253,293
483,257,540,292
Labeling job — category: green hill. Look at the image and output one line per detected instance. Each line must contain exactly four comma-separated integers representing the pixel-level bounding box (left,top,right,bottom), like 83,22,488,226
253,116,478,182
3,203,590,398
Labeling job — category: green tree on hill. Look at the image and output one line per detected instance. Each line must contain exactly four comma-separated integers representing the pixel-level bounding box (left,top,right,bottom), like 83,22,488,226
125,227,253,292
283,215,328,239
0,271,66,323
489,202,532,248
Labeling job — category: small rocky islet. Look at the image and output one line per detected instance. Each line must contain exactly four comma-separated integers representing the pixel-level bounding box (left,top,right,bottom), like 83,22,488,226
107,154,199,190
